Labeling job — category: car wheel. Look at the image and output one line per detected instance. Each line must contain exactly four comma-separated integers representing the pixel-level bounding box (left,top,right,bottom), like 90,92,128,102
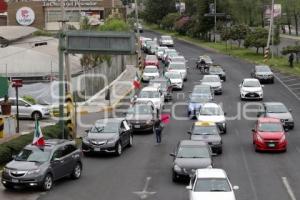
115,142,122,156
218,148,223,154
172,171,178,182
128,134,133,147
289,125,294,130
41,174,53,191
32,111,42,120
71,162,82,180
2,182,14,190
223,127,227,134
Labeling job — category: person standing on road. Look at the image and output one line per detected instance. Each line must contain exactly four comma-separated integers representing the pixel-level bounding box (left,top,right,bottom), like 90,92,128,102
154,119,163,144
289,53,294,67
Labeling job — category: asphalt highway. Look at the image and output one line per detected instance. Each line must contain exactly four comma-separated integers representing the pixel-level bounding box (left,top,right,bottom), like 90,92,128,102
36,30,300,200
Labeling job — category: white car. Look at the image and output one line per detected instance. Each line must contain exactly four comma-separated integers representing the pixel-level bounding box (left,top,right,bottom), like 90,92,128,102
168,55,187,64
186,168,239,200
0,97,50,119
162,49,177,63
156,46,168,59
239,78,263,100
136,86,164,111
164,71,184,90
167,62,188,81
197,103,226,134
159,35,174,47
142,66,160,82
201,75,223,95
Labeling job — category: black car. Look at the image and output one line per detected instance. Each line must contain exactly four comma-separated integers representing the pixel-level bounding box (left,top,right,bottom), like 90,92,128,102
149,77,173,101
126,103,157,133
82,118,133,156
251,65,274,83
209,65,226,81
2,139,82,191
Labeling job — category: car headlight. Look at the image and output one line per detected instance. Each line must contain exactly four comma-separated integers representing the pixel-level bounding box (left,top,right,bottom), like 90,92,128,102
82,137,90,144
42,108,49,112
146,120,152,125
174,165,181,172
27,169,41,175
279,135,286,143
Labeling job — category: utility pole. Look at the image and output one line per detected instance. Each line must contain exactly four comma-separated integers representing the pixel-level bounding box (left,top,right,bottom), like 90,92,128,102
265,0,275,62
134,0,142,69
214,0,217,43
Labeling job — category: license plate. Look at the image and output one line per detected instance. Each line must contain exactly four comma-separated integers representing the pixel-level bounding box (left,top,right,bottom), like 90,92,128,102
268,143,275,147
135,125,141,128
94,147,101,152
11,179,19,183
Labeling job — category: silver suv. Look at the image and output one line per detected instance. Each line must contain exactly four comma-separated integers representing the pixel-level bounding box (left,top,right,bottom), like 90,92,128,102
2,139,82,191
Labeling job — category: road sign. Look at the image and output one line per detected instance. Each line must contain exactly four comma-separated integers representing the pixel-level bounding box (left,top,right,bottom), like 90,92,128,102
12,79,23,88
65,31,136,55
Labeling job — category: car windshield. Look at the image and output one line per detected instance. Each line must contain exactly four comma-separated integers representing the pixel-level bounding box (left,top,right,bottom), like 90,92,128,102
258,123,283,132
243,80,260,87
202,77,219,82
158,47,167,51
172,57,185,63
168,52,178,57
169,63,185,70
177,146,210,158
192,126,219,135
193,86,211,94
210,67,223,73
166,73,181,79
146,55,157,61
15,148,51,163
200,106,223,115
162,36,172,40
127,105,152,115
144,67,158,73
194,178,231,192
190,94,211,103
139,91,160,98
165,49,176,54
150,81,167,90
91,121,119,133
257,66,271,72
266,104,288,113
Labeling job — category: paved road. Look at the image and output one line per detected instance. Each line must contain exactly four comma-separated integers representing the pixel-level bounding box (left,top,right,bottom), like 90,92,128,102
2,30,300,200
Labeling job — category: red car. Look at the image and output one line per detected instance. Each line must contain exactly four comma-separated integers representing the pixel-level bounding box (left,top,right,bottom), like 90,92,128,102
252,117,287,152
144,55,159,67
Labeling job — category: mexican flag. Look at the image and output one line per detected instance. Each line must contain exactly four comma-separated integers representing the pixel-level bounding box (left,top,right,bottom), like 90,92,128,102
32,120,45,146
133,71,141,89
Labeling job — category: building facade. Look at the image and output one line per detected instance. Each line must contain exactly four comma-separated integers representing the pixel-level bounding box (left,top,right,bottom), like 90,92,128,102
7,0,124,30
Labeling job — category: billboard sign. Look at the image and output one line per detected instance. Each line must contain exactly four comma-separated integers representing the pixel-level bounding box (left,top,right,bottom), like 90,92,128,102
265,4,282,19
16,7,35,26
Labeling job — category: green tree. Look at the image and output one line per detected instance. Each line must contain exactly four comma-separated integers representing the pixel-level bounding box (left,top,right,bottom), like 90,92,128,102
230,24,250,47
244,27,268,54
143,0,176,24
161,13,180,30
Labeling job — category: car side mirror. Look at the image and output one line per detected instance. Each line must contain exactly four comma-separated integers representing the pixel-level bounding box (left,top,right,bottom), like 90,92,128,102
252,128,255,132
187,131,192,134
169,153,176,157
186,185,192,190
261,85,264,88
233,185,239,190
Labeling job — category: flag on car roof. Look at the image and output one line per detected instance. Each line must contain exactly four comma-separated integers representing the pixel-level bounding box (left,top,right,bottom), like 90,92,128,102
32,120,45,146
133,71,141,89
160,113,170,124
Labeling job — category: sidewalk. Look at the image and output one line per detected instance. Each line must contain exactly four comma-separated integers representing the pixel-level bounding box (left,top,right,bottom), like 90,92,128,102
77,65,139,115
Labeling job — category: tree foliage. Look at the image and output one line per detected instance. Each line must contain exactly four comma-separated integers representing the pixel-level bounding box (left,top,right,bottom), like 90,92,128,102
143,0,176,24
230,24,250,47
282,45,300,55
161,13,180,30
244,27,268,53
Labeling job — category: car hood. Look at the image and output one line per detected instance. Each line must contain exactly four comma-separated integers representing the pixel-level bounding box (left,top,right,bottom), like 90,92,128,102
191,192,236,200
169,78,182,83
126,114,153,121
143,72,159,76
6,160,43,171
197,115,225,123
175,157,212,169
266,112,292,120
258,131,284,140
256,72,273,76
87,133,117,140
202,82,221,87
241,87,262,92
191,134,221,143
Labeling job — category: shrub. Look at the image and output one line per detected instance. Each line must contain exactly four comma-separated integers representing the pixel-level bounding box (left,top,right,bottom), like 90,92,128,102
174,16,191,35
22,95,36,104
161,13,180,30
0,124,69,166
98,18,130,32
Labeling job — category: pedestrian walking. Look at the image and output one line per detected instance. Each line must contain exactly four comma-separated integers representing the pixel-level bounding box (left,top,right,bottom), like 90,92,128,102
154,119,163,144
289,53,294,67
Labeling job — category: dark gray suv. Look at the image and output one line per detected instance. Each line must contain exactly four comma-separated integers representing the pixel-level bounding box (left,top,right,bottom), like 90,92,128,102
1,139,82,191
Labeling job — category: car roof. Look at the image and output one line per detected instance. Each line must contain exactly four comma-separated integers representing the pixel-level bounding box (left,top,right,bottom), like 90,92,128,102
169,62,185,65
95,118,125,124
194,121,216,126
194,84,211,89
141,86,160,91
180,140,208,147
145,65,158,69
202,103,220,108
264,102,284,106
258,117,281,123
196,168,227,178
243,78,259,82
255,65,270,69
203,75,219,78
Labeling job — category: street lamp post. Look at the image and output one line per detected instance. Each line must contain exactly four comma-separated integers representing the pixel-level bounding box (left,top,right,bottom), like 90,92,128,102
214,0,217,43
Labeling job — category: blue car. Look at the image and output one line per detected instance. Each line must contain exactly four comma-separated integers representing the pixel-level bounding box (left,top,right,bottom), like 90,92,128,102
188,93,212,118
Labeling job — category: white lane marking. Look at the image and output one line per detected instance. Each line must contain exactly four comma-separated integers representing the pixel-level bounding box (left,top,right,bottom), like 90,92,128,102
133,177,156,199
282,78,300,82
287,83,300,87
279,76,298,81
234,130,258,200
282,177,297,200
274,74,300,101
